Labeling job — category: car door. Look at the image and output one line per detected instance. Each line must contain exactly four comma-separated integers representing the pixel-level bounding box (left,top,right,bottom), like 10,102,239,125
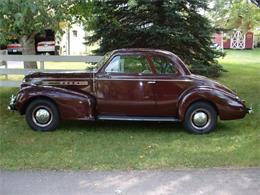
150,55,192,117
95,53,157,116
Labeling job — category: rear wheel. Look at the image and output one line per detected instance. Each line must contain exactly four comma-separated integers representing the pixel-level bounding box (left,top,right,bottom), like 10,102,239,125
184,102,217,134
25,99,60,131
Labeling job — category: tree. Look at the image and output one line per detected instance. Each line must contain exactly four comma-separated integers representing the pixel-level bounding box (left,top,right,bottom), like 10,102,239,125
0,0,75,68
77,0,224,77
208,0,260,32
250,0,260,7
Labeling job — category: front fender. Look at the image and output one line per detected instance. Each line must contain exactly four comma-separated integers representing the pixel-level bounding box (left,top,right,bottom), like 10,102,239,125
16,86,95,120
178,87,247,121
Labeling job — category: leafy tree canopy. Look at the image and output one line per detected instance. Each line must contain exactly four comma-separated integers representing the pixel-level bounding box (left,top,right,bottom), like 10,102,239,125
250,0,260,7
0,0,76,68
0,0,76,44
208,0,260,32
77,0,224,77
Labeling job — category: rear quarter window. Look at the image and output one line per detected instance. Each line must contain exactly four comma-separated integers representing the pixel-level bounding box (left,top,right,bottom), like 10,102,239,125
152,56,177,75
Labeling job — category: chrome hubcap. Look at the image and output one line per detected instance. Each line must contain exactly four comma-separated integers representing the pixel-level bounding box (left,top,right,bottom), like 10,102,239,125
192,112,208,127
35,109,50,124
190,109,211,130
32,106,52,127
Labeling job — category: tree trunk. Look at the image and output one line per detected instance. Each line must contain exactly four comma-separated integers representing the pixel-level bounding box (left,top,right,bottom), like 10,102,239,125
19,35,38,69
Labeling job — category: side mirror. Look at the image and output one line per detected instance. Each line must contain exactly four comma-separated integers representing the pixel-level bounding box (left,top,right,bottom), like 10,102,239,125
96,72,111,79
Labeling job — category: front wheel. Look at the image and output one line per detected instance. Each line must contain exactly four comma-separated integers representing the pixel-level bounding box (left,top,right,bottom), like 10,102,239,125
183,102,217,134
25,99,60,131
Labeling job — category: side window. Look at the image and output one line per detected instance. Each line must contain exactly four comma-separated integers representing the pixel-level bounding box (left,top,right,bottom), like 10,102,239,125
105,55,152,74
152,56,177,74
105,56,120,72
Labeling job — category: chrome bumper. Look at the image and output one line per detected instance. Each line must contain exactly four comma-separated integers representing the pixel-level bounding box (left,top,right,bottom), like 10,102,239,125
8,95,17,111
247,107,253,114
247,103,253,114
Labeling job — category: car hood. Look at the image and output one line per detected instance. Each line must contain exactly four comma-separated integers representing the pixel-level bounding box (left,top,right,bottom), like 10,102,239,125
22,71,95,88
188,74,235,95
24,71,94,81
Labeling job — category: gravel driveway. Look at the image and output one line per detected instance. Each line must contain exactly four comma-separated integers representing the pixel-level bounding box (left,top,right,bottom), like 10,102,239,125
1,168,259,195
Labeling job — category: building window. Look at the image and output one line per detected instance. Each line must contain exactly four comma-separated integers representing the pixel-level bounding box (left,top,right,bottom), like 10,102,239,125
72,30,77,37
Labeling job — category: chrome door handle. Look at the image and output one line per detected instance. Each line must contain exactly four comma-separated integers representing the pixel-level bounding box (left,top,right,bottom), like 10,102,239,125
147,81,156,84
97,73,111,79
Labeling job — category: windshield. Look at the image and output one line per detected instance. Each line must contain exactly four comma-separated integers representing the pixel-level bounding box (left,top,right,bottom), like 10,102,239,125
97,52,112,68
86,52,112,71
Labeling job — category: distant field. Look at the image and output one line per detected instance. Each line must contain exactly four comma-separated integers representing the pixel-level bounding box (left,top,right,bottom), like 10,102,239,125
0,49,259,170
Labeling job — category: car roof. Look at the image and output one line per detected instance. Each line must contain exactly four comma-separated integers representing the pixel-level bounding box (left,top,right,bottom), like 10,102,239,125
111,48,175,57
100,48,191,76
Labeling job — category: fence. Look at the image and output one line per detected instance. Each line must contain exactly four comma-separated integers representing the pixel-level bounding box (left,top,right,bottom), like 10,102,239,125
0,51,103,87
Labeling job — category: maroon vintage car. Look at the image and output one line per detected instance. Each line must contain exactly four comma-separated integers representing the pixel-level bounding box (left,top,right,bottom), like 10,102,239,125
8,48,252,134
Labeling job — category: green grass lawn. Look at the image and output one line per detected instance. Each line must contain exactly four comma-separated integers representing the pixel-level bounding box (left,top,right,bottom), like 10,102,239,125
0,49,259,170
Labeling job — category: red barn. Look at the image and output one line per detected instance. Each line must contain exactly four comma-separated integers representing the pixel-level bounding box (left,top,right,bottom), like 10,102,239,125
213,31,254,49
213,33,223,48
245,32,254,49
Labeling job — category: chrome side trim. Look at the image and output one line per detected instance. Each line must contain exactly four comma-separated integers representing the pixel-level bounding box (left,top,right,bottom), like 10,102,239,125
37,78,93,81
41,81,89,86
97,115,179,122
95,78,192,82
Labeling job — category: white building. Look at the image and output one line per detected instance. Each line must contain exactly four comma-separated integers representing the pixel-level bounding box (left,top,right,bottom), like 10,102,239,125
59,23,86,55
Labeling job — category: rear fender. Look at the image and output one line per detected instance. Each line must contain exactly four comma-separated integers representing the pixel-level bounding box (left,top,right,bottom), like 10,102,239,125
16,86,95,120
177,87,244,121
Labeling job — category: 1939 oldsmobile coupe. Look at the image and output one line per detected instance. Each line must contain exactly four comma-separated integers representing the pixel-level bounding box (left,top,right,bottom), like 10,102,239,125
8,49,252,134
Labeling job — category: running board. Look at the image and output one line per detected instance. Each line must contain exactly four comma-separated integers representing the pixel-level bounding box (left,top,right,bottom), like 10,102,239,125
97,115,179,122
